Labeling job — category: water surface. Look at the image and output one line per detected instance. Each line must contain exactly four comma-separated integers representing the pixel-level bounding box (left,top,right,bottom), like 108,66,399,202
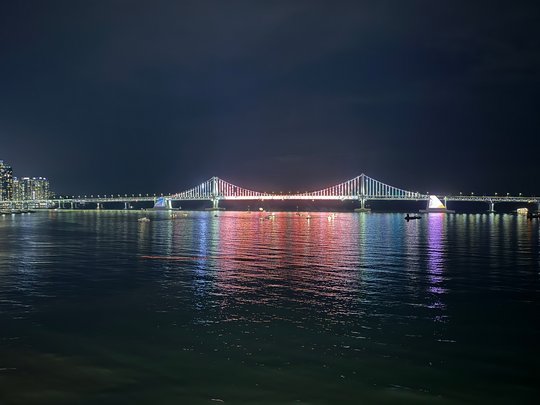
0,211,538,404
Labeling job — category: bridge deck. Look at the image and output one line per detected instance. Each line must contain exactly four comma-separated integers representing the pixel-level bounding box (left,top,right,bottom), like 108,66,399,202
2,174,538,207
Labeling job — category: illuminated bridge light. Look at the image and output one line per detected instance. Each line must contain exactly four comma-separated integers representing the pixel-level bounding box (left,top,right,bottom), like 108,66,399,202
13,174,535,211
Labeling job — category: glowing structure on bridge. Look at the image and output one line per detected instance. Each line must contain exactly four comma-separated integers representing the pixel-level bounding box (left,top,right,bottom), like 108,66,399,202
171,174,425,210
419,195,455,213
154,196,172,210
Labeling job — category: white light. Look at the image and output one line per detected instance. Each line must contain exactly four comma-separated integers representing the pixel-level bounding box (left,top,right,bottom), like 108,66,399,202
428,195,445,209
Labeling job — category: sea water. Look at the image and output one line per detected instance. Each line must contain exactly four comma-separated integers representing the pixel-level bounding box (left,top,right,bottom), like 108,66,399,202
0,211,538,404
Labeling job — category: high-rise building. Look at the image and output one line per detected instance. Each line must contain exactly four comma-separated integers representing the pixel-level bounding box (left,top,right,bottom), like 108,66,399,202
13,177,50,200
0,160,14,201
12,177,23,201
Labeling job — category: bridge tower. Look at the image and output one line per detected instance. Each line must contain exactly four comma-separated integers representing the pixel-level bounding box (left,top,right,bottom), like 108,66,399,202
210,176,222,210
355,174,371,212
357,197,369,211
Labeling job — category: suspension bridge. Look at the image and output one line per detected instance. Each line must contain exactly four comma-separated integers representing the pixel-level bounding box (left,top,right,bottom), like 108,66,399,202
170,174,424,210
1,174,539,212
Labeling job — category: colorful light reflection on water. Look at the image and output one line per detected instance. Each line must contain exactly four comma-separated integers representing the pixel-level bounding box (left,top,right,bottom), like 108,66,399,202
0,211,538,404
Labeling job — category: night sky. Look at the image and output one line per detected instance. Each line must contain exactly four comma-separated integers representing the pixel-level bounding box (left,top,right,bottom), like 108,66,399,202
1,1,539,196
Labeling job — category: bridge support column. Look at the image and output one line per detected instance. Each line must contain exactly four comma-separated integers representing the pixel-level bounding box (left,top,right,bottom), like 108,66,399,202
70,202,74,209
487,201,495,213
96,203,102,210
206,198,224,211
354,197,371,212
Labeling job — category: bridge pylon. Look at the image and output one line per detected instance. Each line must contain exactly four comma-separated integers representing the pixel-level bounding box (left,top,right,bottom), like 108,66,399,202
354,197,371,212
208,177,225,210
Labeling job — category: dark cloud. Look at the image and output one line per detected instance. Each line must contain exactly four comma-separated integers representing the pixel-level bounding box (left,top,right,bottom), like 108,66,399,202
1,0,539,195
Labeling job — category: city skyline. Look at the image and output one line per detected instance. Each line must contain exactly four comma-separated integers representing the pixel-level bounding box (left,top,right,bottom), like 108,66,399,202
1,1,540,196
0,158,51,201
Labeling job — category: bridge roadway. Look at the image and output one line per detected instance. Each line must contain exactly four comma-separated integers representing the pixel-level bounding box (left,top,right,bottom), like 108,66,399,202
1,173,538,211
2,194,539,211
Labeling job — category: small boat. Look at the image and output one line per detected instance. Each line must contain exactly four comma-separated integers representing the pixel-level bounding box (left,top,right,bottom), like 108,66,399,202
138,217,150,222
405,214,421,221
